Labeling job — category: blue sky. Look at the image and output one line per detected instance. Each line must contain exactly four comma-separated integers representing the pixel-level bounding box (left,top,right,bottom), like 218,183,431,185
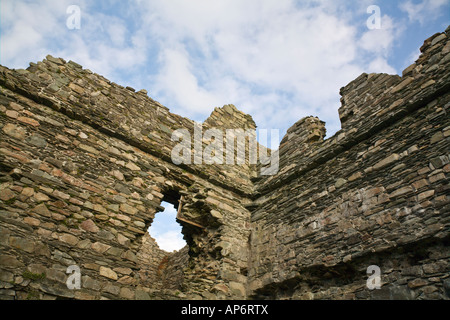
1,1,449,249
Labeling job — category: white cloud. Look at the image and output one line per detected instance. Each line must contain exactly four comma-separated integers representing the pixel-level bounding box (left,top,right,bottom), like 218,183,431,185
0,0,72,67
148,202,186,252
137,0,370,137
399,0,449,24
106,20,126,47
358,14,402,75
0,0,148,89
1,22,43,60
154,48,223,119
359,15,398,56
150,230,186,252
367,57,397,74
406,48,421,66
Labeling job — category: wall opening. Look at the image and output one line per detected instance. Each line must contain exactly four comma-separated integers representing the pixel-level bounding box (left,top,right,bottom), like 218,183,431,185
148,200,187,252
137,190,190,291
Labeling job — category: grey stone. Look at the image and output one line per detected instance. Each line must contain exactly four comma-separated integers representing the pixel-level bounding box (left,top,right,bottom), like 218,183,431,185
335,178,347,188
39,283,75,298
46,55,64,65
2,123,26,140
114,183,131,195
135,289,151,300
9,236,35,253
103,283,120,296
370,286,390,300
443,279,450,298
429,155,448,169
390,285,414,300
158,123,172,134
45,268,66,284
0,270,14,282
0,255,23,268
431,34,446,46
82,276,103,291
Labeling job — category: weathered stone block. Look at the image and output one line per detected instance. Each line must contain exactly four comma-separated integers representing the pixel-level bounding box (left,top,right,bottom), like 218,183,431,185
229,281,246,297
91,242,111,254
373,154,400,170
59,233,79,246
408,279,428,289
99,267,118,280
17,116,39,127
119,287,135,299
2,123,26,140
135,289,151,300
120,203,138,215
0,255,24,268
80,219,99,232
10,236,35,253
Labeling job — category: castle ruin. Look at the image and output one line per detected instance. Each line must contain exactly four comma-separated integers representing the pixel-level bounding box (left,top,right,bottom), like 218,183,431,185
0,27,449,300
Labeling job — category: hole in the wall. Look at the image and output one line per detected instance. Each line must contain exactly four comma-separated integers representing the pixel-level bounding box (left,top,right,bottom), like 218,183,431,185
147,201,187,252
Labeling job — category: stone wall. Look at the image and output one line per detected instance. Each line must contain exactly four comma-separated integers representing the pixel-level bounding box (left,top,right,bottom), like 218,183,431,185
249,27,450,299
0,53,253,300
137,232,189,292
0,27,449,300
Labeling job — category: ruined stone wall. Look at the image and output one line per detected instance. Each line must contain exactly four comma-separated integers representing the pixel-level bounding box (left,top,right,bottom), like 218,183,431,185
137,232,189,292
0,55,253,300
249,28,450,299
0,27,449,301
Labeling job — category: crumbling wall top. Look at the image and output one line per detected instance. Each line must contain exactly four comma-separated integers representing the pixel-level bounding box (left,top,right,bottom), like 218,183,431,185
255,26,450,195
0,56,258,195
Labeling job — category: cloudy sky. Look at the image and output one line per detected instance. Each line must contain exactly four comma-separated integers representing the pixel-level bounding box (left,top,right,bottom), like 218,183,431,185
148,202,186,252
2,0,449,138
1,0,449,249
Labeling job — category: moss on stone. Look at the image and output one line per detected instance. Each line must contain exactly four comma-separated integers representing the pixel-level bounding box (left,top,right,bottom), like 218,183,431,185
22,271,46,281
26,290,40,300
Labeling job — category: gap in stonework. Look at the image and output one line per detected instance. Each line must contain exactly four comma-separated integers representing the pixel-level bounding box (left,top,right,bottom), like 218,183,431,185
147,201,186,252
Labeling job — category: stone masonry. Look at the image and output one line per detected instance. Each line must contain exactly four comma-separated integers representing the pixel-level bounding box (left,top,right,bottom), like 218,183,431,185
0,27,449,300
